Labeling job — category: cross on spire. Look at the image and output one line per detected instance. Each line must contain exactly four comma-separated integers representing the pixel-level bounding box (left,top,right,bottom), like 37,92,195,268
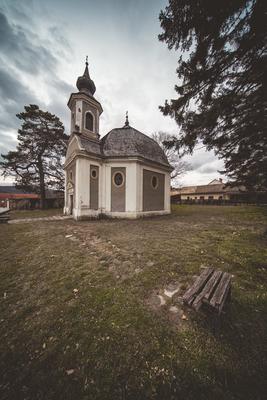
124,110,129,127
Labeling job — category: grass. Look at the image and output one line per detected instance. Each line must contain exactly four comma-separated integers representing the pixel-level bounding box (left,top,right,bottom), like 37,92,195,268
0,205,266,400
10,208,63,219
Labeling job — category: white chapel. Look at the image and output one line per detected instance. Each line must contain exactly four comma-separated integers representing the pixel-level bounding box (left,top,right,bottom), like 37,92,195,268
64,60,172,219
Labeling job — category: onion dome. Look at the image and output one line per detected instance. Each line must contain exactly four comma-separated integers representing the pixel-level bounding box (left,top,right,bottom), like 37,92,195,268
76,56,96,96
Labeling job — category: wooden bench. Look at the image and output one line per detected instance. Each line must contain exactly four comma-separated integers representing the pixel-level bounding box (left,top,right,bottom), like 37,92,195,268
0,210,10,223
183,268,232,329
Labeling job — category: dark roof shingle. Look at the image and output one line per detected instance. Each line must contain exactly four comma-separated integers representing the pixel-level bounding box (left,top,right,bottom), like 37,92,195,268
100,126,170,168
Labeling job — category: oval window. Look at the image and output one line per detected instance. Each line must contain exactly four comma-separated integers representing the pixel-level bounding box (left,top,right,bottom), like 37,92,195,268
113,172,124,187
151,175,158,189
91,169,97,179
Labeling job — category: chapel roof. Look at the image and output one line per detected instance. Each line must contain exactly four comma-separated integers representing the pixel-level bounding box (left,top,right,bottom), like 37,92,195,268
100,125,171,168
79,136,102,157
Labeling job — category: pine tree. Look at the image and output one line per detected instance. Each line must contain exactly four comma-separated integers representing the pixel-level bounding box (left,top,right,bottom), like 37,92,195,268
0,105,68,208
159,0,267,190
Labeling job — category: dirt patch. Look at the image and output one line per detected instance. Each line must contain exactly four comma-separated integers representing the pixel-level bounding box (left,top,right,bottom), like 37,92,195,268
146,282,189,327
64,224,143,281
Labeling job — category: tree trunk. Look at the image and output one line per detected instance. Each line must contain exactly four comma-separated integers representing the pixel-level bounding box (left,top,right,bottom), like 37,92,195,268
38,156,46,209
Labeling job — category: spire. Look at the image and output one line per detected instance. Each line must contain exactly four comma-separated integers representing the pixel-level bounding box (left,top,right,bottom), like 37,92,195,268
83,55,89,78
76,57,96,95
124,111,129,127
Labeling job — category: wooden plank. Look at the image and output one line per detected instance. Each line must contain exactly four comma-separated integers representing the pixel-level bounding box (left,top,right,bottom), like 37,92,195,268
210,272,231,309
183,268,214,305
0,210,10,216
0,217,10,223
192,270,223,311
203,270,223,301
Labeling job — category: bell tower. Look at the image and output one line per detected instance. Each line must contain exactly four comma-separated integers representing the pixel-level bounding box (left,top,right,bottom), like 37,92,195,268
67,57,103,140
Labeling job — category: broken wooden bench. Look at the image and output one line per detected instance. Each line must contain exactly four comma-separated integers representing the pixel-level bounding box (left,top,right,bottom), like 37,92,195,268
0,210,10,224
183,268,232,328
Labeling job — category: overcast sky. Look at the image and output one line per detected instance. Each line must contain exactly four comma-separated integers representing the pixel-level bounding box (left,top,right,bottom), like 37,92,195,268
0,0,225,186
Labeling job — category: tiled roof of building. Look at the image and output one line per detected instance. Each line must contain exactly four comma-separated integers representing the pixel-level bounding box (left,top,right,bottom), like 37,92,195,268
101,125,171,168
75,125,171,169
0,186,63,199
79,136,102,157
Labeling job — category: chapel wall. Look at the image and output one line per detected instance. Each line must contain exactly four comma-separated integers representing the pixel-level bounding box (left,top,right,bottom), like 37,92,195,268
90,164,99,210
111,167,126,212
142,169,165,211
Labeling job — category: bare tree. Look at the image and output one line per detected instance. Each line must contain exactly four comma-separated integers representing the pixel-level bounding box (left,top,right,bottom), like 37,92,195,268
152,131,189,186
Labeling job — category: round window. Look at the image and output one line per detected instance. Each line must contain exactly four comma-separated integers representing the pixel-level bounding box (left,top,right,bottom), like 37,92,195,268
151,175,158,189
91,169,97,179
113,172,124,187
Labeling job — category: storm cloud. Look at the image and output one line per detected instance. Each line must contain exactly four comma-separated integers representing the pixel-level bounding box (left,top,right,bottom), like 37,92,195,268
0,0,225,185
0,4,73,161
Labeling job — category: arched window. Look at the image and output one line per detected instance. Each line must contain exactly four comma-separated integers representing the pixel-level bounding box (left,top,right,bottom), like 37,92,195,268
85,111,94,131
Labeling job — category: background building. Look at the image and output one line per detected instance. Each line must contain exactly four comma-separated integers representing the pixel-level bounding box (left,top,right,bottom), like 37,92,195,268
171,179,267,204
0,186,63,210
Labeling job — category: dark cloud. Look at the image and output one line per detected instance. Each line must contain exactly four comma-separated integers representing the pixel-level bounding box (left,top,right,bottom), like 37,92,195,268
0,0,224,185
0,65,41,138
199,164,221,174
0,11,58,75
0,7,73,161
0,67,37,103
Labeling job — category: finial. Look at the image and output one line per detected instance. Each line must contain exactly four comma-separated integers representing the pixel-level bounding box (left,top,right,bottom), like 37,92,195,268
125,110,129,127
85,55,88,66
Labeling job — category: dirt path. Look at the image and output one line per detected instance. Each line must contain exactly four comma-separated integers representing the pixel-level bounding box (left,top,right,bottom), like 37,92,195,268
9,216,72,224
64,223,187,326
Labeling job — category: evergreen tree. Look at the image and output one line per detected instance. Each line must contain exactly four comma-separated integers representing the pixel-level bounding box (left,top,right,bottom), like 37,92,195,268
0,105,68,208
159,0,267,190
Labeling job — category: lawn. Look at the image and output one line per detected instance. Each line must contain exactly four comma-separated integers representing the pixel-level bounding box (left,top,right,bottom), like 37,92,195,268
9,208,63,220
0,205,266,400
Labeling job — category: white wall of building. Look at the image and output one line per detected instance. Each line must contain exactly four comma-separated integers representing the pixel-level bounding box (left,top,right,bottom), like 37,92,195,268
65,156,171,219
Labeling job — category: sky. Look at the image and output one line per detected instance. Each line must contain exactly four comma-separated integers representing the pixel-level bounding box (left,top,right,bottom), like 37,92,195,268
0,0,225,186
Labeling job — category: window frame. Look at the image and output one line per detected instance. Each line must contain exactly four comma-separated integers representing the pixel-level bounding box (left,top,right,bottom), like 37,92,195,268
90,168,98,180
84,111,94,132
151,175,159,190
112,171,125,188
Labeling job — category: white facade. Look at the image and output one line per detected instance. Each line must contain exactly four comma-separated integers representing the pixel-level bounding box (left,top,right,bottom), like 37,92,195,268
64,62,172,220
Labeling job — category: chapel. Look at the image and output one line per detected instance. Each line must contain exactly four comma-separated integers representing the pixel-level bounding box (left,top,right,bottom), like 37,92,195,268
64,60,172,219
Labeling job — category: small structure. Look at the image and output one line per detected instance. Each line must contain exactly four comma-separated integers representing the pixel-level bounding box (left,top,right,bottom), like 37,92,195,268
0,186,64,210
64,60,172,220
0,209,10,223
0,186,39,210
